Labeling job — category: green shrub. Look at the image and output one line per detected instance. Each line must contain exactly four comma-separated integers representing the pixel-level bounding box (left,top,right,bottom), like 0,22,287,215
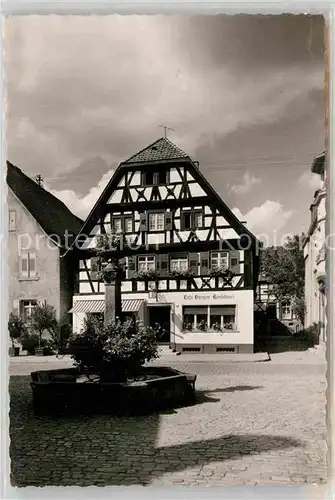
69,316,159,381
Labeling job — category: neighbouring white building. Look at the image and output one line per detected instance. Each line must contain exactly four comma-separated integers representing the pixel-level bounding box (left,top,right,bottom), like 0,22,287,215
68,137,261,354
303,152,327,345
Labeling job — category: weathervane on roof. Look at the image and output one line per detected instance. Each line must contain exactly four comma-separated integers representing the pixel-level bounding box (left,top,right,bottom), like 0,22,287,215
159,125,175,139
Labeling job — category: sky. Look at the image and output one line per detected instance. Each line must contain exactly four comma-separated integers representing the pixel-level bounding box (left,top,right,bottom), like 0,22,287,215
5,14,325,246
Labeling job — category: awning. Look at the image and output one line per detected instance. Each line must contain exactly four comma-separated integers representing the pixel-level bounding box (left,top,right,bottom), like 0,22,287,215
69,299,144,314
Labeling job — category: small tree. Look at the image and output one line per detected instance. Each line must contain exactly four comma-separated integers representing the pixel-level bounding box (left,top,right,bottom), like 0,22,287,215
69,316,160,382
30,303,58,348
261,234,305,323
8,313,27,348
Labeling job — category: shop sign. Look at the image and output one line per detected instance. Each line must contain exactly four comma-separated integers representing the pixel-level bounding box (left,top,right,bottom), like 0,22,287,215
183,293,234,301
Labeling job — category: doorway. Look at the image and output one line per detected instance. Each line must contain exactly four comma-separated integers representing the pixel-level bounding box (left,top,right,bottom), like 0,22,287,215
148,305,171,343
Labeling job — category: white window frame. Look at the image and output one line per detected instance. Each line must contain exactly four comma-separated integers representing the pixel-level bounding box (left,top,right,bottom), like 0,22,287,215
170,257,189,272
124,217,133,233
138,255,156,271
112,217,122,233
20,252,36,278
20,299,38,322
281,301,292,320
211,251,229,270
194,211,203,229
9,211,16,231
183,305,237,332
148,213,164,231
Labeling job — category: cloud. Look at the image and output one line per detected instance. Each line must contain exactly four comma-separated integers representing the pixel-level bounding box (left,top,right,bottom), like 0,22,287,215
48,169,114,220
233,200,293,245
229,171,262,195
5,15,324,184
297,171,322,189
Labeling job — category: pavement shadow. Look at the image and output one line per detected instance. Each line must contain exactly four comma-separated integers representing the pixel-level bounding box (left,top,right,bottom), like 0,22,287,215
194,385,263,404
9,376,302,487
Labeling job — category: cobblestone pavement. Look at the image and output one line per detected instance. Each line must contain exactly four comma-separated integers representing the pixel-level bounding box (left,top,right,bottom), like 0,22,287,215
9,357,327,487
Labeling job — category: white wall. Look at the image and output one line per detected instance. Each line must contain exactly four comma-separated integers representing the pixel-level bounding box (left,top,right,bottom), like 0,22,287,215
72,289,254,345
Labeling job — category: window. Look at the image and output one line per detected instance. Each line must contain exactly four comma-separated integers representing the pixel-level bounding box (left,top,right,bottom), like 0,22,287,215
281,301,292,320
20,252,36,278
112,216,133,233
210,306,236,331
194,212,203,229
181,209,203,230
211,252,229,270
183,306,208,331
158,169,168,184
149,213,164,231
124,217,133,233
138,255,155,271
9,211,16,231
181,212,192,230
20,299,37,322
143,169,169,186
112,218,122,233
171,254,188,272
182,305,237,332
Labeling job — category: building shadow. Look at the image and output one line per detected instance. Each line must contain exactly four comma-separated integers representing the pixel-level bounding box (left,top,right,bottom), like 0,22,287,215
9,376,302,487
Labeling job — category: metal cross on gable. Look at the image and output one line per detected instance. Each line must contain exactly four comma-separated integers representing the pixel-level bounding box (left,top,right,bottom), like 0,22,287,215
159,125,175,138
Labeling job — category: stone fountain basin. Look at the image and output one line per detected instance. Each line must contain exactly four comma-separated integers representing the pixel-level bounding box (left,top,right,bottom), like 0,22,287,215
30,366,197,416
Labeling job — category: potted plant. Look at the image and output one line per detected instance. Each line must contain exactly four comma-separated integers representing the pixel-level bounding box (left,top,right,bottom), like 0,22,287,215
132,269,159,281
30,303,59,356
169,269,195,278
8,312,27,356
210,267,235,282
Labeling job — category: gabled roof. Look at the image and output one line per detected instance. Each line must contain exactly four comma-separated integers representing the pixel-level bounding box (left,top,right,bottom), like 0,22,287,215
71,137,260,251
7,161,83,247
122,137,189,164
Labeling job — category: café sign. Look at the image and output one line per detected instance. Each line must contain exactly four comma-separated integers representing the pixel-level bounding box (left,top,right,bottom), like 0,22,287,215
183,293,234,301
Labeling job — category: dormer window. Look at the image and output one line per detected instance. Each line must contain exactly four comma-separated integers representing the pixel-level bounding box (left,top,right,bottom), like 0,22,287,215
142,168,169,186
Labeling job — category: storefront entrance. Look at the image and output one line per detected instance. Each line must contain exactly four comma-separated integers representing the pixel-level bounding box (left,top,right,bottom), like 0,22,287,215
148,305,171,344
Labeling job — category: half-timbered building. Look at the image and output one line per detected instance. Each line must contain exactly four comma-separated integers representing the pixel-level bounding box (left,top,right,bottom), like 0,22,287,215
70,137,260,354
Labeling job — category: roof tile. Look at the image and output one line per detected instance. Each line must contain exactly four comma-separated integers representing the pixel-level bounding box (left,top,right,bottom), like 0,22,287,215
7,161,83,247
123,137,189,164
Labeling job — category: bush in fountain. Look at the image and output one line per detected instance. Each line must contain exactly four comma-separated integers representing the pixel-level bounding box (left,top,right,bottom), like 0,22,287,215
68,316,160,382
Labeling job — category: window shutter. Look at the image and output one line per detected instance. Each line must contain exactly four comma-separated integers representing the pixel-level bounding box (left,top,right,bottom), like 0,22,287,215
139,213,148,231
38,299,47,307
20,254,29,277
189,253,199,274
164,212,173,231
91,257,99,280
29,252,36,277
127,256,136,279
200,252,209,275
157,254,169,276
230,250,240,274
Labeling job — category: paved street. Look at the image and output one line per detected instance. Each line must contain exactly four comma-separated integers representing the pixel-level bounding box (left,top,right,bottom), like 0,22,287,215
9,352,327,487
